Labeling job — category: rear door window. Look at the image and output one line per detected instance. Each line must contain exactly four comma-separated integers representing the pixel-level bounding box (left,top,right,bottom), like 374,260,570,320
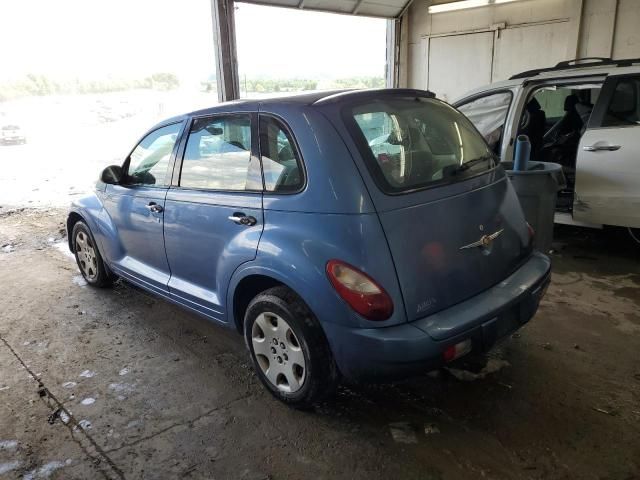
601,77,640,127
346,96,495,194
179,115,262,191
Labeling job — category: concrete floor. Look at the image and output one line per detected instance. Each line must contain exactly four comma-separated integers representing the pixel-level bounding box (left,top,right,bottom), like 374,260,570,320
1,208,639,480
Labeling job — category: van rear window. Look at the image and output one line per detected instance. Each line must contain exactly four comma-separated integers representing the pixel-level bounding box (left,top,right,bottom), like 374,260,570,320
346,97,495,194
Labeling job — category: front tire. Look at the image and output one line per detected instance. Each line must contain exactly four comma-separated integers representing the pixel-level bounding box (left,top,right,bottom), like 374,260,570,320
244,286,338,408
72,221,113,288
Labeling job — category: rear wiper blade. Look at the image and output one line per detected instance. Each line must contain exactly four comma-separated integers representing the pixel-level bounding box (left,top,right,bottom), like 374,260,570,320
452,154,495,174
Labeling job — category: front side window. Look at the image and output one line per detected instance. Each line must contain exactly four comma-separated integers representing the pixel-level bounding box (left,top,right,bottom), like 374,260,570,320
126,123,182,186
457,91,512,153
602,77,640,127
179,115,261,191
347,97,495,194
259,116,304,193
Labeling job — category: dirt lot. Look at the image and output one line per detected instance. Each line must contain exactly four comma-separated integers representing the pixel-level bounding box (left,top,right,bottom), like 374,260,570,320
1,208,639,480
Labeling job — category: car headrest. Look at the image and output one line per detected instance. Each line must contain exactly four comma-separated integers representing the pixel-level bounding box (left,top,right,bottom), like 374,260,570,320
526,97,542,112
564,95,579,112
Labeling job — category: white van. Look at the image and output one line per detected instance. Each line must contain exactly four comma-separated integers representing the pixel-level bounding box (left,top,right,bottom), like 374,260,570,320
454,58,640,242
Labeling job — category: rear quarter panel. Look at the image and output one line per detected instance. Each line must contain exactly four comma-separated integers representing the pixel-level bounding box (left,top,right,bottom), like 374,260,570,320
227,210,407,330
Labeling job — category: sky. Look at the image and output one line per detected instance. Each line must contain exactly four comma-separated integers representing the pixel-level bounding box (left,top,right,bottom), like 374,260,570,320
0,0,387,85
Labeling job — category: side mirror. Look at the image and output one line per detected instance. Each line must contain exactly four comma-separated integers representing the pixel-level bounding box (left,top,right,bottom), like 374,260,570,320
100,165,123,184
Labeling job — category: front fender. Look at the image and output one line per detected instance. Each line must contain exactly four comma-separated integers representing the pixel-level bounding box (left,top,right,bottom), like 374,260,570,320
68,190,116,266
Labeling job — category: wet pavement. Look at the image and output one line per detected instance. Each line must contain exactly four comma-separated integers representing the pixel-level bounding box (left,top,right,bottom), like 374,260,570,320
1,209,639,479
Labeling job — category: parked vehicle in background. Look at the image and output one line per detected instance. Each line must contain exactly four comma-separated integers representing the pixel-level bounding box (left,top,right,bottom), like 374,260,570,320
67,89,550,407
454,58,640,242
1,124,26,145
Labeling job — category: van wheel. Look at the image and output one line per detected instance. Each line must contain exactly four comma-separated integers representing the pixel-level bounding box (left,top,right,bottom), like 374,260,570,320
244,286,338,408
72,221,113,288
628,227,640,245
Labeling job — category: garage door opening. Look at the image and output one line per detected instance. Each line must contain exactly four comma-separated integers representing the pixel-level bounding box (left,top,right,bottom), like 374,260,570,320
234,3,387,97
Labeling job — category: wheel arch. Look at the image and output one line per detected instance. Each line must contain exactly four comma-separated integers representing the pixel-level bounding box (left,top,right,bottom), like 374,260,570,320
66,211,86,251
229,270,293,333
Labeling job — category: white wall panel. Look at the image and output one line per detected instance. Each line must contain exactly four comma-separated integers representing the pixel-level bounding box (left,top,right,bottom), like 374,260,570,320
427,31,494,101
492,21,570,81
613,0,640,59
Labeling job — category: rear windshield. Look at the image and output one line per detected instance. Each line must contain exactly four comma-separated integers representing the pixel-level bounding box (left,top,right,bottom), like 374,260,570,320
345,96,495,194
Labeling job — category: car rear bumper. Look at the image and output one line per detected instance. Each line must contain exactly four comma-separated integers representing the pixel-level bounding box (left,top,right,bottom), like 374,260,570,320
322,251,551,381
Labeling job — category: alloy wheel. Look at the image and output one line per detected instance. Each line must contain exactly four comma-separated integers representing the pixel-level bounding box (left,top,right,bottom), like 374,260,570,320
75,231,98,281
251,312,306,393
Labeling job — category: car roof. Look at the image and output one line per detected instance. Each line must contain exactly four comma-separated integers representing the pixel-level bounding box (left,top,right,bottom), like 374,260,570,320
153,88,437,129
509,57,640,80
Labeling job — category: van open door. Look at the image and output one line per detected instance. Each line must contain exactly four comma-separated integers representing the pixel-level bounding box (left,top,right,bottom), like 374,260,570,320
574,74,640,228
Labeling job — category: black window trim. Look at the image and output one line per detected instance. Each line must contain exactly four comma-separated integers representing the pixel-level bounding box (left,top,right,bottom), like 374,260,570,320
588,74,640,130
171,111,263,194
121,120,186,189
341,96,499,196
257,112,307,195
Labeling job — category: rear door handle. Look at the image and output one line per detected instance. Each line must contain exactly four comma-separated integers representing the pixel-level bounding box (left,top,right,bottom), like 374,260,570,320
146,202,163,213
228,213,257,226
583,144,621,152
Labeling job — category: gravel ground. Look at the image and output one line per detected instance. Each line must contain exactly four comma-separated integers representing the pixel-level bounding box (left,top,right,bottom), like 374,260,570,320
0,208,639,480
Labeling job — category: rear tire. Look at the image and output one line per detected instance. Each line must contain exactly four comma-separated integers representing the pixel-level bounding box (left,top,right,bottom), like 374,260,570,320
72,221,113,288
244,286,338,408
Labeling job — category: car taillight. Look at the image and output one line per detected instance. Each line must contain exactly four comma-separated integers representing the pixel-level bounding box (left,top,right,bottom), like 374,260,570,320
443,339,472,363
326,260,393,321
527,222,535,242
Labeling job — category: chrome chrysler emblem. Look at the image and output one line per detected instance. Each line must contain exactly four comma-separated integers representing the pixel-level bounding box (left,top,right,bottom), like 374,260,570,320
459,229,504,250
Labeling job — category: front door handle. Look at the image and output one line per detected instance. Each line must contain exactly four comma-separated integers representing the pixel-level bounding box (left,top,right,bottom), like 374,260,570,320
146,202,163,213
228,213,257,226
583,144,621,152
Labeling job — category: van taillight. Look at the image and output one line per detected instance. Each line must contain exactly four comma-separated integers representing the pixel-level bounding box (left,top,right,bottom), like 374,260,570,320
326,260,393,321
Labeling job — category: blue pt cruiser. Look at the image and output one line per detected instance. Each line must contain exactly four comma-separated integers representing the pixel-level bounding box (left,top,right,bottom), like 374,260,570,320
67,89,551,407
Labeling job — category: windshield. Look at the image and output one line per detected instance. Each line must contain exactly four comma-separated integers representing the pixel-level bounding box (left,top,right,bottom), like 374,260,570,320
346,96,495,194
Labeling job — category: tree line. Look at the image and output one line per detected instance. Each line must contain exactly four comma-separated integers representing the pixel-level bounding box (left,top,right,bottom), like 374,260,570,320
234,76,385,93
1,73,385,102
0,73,180,101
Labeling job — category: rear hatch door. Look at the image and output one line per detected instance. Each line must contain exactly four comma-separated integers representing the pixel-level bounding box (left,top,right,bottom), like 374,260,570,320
377,172,529,323
335,92,531,324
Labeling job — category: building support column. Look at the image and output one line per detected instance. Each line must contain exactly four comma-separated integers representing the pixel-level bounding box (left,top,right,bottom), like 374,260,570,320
211,0,240,102
566,0,585,60
386,18,401,87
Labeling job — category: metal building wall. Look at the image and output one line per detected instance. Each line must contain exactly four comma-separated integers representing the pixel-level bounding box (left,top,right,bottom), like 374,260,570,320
400,0,640,101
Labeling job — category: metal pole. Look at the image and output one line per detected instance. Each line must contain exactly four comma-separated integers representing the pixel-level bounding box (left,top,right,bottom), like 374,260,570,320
211,0,240,102
385,19,400,88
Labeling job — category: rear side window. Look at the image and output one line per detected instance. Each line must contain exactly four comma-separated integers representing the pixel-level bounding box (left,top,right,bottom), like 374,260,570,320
602,77,640,127
179,115,262,191
259,116,304,193
346,97,495,194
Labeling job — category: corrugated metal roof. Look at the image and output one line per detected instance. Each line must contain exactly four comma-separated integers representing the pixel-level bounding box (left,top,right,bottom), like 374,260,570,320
236,0,413,19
